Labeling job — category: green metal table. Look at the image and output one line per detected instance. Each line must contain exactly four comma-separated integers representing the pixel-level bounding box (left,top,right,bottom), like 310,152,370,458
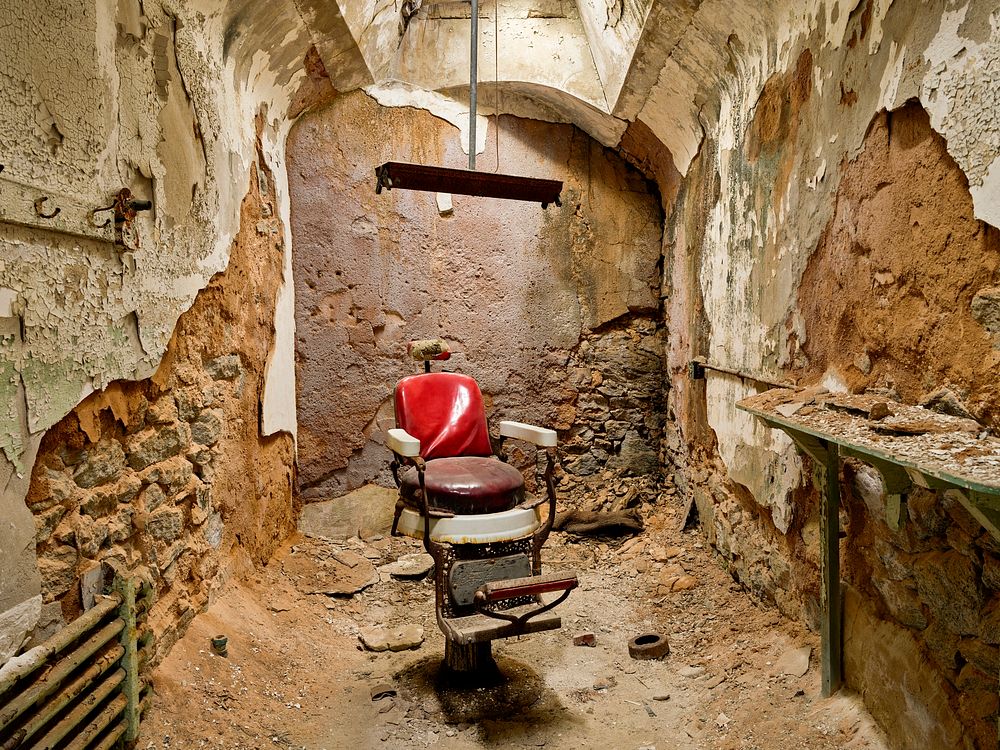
737,389,1000,698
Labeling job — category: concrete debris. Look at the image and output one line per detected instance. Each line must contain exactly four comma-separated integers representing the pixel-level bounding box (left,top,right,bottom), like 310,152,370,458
358,624,424,652
283,549,377,596
775,646,811,677
573,632,597,647
380,553,434,580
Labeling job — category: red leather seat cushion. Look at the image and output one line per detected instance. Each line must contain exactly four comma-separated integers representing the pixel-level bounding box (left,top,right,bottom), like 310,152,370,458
394,373,492,460
400,457,524,514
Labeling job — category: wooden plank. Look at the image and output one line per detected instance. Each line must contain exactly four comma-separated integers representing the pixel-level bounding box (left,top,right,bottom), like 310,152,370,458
0,176,115,244
446,607,562,644
480,572,578,602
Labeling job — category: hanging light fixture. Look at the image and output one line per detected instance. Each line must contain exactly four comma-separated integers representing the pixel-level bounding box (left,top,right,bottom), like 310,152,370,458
374,0,563,208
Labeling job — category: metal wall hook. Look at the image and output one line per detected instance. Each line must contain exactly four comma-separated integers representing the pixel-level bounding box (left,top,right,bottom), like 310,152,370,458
90,204,114,228
33,196,60,219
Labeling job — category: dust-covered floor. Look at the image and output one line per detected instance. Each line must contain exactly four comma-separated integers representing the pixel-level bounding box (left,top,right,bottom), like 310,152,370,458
140,493,888,750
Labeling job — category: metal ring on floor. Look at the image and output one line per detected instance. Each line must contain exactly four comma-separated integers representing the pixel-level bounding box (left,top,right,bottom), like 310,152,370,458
628,632,670,660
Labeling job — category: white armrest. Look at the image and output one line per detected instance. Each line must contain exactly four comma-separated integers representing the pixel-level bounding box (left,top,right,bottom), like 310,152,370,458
498,420,557,447
387,428,421,457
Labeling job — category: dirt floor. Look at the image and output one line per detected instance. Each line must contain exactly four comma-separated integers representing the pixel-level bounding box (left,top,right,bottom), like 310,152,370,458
139,492,889,750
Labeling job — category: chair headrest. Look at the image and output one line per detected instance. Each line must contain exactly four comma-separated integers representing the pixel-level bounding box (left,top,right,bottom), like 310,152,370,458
407,338,451,362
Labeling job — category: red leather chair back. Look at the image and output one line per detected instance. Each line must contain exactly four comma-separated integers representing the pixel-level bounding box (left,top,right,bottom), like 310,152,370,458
394,372,493,460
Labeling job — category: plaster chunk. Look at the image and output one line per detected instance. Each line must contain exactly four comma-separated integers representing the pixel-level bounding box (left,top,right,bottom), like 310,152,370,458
0,595,42,663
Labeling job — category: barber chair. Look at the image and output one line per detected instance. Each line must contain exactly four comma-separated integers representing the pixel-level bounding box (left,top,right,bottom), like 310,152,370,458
386,340,578,673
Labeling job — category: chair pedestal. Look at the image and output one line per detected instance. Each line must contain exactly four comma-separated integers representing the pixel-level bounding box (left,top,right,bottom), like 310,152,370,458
444,639,496,674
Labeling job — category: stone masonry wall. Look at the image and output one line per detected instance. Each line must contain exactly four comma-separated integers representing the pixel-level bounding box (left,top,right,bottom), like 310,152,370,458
290,91,665,502
21,158,295,661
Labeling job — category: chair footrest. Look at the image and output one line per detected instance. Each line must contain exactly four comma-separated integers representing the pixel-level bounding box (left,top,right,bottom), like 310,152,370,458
477,572,578,603
444,606,562,644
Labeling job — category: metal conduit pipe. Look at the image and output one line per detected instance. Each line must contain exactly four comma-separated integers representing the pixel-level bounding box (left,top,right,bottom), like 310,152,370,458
59,693,127,750
0,619,124,731
468,0,478,170
86,690,149,750
0,644,124,750
0,595,121,696
27,668,125,750
91,720,126,750
688,357,794,390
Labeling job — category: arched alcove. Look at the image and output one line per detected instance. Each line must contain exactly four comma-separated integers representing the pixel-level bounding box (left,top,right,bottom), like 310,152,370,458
289,89,667,506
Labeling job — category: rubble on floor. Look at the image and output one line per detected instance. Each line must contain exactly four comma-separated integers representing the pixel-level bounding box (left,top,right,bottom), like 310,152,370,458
139,490,889,750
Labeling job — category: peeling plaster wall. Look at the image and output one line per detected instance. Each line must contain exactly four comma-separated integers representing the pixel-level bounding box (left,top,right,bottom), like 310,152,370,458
660,0,1000,746
0,0,327,663
574,0,651,108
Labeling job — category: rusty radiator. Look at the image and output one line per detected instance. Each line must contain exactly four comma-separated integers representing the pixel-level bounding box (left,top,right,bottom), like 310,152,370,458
0,576,153,750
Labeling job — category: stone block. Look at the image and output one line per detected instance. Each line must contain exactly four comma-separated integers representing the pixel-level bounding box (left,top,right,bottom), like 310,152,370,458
72,441,126,489
174,387,205,422
842,586,964,749
981,598,1000,644
873,577,927,630
82,474,139,517
203,512,223,548
79,491,117,518
565,453,601,476
959,639,999,677
139,483,167,512
74,515,108,557
26,600,64,648
607,430,659,475
923,620,961,672
913,551,984,636
956,662,995,692
299,484,397,540
190,409,223,446
155,456,194,496
971,285,1000,341
38,545,79,598
31,469,78,511
147,508,184,542
34,504,67,545
126,424,188,471
906,488,949,541
205,354,242,380
147,396,179,425
107,516,133,544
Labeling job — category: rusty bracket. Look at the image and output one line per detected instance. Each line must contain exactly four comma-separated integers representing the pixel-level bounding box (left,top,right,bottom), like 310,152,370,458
91,188,152,250
33,196,60,219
